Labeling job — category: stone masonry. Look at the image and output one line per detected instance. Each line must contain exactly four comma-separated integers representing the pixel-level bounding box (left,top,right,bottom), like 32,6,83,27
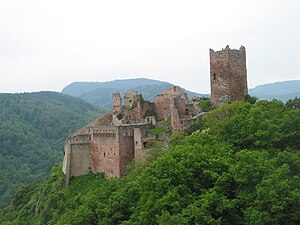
210,45,248,105
63,87,201,185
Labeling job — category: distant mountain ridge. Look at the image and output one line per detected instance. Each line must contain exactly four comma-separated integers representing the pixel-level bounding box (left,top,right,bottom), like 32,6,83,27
62,78,208,109
62,78,300,108
249,80,300,102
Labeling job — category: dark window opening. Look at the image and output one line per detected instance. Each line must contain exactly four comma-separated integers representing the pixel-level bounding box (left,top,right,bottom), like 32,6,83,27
213,74,216,80
185,109,189,115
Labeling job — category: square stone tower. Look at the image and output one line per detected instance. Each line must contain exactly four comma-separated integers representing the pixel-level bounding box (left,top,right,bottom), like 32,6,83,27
210,45,248,105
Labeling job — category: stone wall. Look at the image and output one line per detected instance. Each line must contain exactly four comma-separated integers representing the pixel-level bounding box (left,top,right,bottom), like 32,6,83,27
112,93,122,113
118,126,135,177
62,133,92,182
89,125,120,178
154,94,171,121
124,92,138,108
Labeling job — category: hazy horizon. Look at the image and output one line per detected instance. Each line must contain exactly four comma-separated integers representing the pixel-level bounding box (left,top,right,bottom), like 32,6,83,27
1,0,300,94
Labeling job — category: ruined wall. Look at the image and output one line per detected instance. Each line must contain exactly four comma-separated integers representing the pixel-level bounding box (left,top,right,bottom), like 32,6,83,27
141,101,155,117
174,97,189,119
112,93,122,113
133,127,145,160
171,106,180,132
124,92,138,108
210,45,248,105
154,95,171,120
179,118,193,131
89,125,120,178
132,94,143,119
154,86,191,121
118,126,135,177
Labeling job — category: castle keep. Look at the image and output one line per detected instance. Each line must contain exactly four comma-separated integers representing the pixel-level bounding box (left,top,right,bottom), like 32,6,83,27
63,45,248,183
210,45,248,105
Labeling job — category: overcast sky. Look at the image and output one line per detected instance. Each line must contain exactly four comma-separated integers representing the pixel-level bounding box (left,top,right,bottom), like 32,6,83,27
0,0,299,94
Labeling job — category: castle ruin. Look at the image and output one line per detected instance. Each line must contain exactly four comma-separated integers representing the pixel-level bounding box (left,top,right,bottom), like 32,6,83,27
63,45,248,184
63,87,201,185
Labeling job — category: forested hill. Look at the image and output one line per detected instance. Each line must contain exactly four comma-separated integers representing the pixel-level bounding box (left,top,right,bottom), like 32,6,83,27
0,92,106,209
62,78,208,109
1,99,299,224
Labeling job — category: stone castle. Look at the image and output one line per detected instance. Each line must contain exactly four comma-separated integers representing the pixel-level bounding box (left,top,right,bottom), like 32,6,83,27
62,45,248,183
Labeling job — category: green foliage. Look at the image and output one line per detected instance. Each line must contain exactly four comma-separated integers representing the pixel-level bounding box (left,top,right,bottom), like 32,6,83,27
0,92,105,209
157,119,171,125
244,94,258,104
286,97,300,109
1,100,300,224
116,112,124,120
147,127,165,136
199,100,212,112
183,117,205,136
144,140,165,149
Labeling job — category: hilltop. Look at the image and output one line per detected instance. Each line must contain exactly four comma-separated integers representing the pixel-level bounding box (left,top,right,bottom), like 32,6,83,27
62,78,208,109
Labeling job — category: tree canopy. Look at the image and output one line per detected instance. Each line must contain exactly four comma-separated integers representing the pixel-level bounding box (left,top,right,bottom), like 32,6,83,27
1,99,299,224
0,92,105,209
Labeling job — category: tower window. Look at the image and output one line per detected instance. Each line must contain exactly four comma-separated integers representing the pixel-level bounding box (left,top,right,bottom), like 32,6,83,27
185,108,189,115
213,74,216,80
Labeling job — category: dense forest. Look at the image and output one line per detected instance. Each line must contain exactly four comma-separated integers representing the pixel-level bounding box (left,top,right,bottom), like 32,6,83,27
1,98,299,224
0,92,106,209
